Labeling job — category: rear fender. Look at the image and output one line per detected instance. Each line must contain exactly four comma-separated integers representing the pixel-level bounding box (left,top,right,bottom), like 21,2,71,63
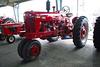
72,17,78,25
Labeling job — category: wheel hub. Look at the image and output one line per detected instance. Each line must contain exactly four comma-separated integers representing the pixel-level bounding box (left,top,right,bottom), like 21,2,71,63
9,36,14,42
81,25,87,39
31,45,39,56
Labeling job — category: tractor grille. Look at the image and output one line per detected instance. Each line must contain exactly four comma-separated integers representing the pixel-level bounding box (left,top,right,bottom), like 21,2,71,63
24,14,35,32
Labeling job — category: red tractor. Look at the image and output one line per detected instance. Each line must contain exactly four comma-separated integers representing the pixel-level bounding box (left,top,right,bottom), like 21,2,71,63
0,16,24,43
17,0,88,61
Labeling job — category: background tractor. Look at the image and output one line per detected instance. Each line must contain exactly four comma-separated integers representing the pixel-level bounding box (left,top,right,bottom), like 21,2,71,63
0,16,24,44
17,0,89,61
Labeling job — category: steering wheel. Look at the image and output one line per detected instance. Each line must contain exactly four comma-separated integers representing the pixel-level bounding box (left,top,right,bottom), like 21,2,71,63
61,6,70,14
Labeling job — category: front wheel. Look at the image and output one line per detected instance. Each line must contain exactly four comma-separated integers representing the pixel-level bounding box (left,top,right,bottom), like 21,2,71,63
6,35,15,44
73,16,89,48
21,40,41,61
17,39,29,58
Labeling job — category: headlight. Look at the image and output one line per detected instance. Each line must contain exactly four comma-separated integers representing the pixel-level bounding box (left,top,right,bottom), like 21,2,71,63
36,15,40,18
41,16,46,19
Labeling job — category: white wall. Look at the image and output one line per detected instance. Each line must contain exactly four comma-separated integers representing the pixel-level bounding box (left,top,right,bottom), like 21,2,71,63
0,0,99,24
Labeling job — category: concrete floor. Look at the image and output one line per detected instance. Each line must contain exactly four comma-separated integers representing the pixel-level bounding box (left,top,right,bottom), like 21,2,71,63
0,38,100,67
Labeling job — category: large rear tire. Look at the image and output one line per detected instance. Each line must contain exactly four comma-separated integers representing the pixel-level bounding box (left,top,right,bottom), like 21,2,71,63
93,16,100,50
73,16,88,48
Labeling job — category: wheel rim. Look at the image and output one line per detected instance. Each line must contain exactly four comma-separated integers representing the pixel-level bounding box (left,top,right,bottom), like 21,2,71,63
80,23,88,43
9,36,14,42
81,25,86,39
31,45,40,56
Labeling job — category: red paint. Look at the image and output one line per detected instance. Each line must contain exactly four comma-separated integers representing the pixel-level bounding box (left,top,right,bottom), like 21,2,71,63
81,25,87,39
31,45,40,56
22,10,76,39
0,23,24,36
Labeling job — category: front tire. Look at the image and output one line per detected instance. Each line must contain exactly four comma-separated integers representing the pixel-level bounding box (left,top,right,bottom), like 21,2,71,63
73,16,88,48
21,40,41,61
6,35,15,44
17,39,29,58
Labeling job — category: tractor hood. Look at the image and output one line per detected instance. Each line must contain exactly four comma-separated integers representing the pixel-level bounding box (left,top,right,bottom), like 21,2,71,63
24,11,61,22
24,11,60,18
